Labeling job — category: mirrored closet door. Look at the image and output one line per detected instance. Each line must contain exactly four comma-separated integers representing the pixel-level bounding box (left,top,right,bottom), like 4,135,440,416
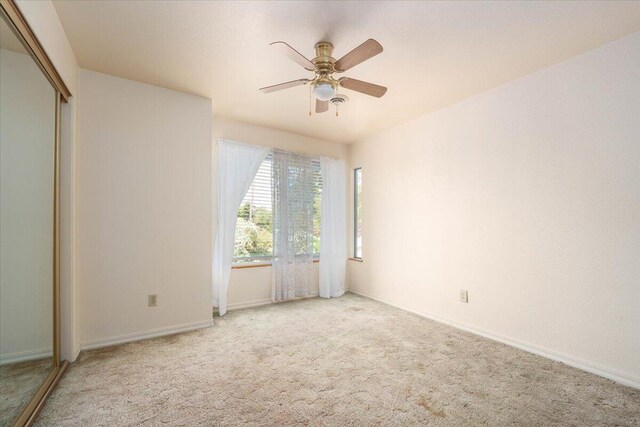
0,0,70,425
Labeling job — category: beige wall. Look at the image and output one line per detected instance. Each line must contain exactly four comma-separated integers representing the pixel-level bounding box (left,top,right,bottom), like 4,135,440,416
73,98,346,345
76,70,213,349
348,32,640,387
212,117,349,310
15,0,80,362
11,0,349,363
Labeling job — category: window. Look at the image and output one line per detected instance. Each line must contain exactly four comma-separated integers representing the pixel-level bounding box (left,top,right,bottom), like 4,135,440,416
234,155,273,263
354,167,362,259
233,156,322,263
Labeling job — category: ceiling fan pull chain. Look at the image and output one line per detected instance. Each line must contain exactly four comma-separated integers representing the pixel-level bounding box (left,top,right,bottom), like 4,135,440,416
309,84,312,116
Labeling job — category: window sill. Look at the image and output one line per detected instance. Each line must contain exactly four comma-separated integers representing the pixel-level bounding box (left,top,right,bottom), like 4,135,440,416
349,257,363,262
232,259,320,269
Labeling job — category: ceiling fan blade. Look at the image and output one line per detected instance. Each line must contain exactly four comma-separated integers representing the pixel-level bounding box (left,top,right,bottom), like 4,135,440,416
260,79,310,93
334,39,383,72
339,77,387,98
316,99,329,113
270,41,315,71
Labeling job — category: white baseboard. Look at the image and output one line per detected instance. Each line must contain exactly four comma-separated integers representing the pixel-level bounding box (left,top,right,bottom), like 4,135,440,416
82,293,323,352
225,298,273,312
80,319,214,351
349,288,640,390
218,292,321,314
0,348,52,366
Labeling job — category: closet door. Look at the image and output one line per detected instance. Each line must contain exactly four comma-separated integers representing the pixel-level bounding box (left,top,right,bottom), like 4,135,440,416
0,1,71,425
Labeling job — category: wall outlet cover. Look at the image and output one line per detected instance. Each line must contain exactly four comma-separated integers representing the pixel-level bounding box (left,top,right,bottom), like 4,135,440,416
459,290,468,303
148,294,157,307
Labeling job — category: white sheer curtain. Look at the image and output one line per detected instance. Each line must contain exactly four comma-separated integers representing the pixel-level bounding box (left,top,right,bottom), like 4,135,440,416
319,157,347,298
213,140,268,315
271,150,315,302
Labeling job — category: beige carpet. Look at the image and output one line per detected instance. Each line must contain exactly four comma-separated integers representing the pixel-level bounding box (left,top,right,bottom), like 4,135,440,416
36,293,639,426
1,357,52,427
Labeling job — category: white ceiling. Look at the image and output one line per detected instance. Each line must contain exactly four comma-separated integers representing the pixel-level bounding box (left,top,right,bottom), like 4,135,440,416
52,1,640,143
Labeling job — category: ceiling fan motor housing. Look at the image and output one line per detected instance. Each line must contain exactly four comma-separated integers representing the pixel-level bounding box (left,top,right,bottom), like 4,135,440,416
313,42,336,70
312,41,339,89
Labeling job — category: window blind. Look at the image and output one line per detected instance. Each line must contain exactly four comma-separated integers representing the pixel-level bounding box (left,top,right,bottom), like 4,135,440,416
233,154,322,263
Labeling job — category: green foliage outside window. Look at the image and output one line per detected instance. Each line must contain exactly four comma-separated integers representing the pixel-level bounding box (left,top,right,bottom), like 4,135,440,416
234,204,273,259
234,159,322,262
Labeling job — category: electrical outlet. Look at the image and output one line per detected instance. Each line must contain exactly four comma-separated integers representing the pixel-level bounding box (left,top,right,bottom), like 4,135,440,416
148,294,157,307
459,290,468,303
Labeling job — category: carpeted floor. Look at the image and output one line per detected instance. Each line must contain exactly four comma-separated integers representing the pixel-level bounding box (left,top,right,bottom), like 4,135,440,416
1,357,52,427
36,293,639,426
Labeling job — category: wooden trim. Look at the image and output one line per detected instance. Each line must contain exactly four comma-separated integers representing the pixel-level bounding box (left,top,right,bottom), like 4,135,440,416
232,262,272,270
232,259,320,269
0,0,72,101
349,257,363,262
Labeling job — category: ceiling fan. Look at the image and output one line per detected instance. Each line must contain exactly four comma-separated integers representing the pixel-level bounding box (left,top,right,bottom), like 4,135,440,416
259,39,387,115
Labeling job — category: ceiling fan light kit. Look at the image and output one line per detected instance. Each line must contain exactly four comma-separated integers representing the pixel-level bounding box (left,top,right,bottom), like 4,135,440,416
314,83,335,101
260,39,387,115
